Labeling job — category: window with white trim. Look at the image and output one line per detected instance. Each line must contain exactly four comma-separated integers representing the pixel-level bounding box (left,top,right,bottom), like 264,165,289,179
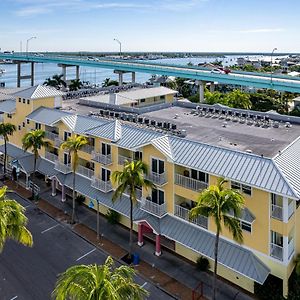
35,122,41,130
240,221,252,233
231,181,252,196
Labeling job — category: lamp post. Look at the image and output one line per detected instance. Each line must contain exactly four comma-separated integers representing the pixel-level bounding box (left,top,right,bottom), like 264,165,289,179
26,36,36,56
113,38,122,58
270,47,277,85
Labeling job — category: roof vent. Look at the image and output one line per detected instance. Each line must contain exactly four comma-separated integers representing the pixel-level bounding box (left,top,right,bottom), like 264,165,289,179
246,149,252,153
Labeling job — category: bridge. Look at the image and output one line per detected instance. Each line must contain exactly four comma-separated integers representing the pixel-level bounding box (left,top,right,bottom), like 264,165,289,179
1,53,300,102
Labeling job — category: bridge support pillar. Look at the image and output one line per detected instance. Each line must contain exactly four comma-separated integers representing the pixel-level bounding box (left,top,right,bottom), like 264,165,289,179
132,72,136,83
62,65,67,82
76,66,80,80
17,62,35,87
197,80,205,103
118,72,123,86
210,82,215,92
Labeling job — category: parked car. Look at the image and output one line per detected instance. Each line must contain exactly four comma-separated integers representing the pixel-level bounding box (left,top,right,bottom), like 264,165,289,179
211,68,225,74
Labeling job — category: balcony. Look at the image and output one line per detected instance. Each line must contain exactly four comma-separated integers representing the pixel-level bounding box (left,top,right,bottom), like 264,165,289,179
91,151,112,165
91,177,113,193
175,173,208,192
146,172,167,185
140,197,166,217
175,204,208,229
270,243,283,261
118,155,133,165
45,151,58,163
77,165,94,178
45,131,59,141
54,137,63,148
288,201,295,219
271,204,283,220
80,144,94,154
54,160,72,174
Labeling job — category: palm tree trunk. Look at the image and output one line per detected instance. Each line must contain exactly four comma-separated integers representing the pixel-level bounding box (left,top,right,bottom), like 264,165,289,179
3,139,7,178
72,170,76,224
213,229,220,300
129,196,133,259
32,155,37,199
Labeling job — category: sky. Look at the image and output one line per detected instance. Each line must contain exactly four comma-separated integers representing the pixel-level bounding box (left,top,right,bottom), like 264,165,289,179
0,0,299,53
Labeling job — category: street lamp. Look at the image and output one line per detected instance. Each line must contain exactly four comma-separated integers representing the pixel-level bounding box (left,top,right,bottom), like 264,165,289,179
113,38,122,58
26,36,36,56
270,47,277,85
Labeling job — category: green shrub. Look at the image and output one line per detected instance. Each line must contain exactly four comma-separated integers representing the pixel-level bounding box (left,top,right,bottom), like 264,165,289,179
75,194,85,205
196,256,210,272
106,209,120,224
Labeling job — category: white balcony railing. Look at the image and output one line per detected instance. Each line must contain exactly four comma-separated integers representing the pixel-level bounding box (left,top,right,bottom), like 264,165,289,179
54,160,72,174
80,144,94,154
45,131,59,141
91,177,113,193
288,201,295,219
140,197,166,217
146,172,167,185
45,151,58,163
271,204,283,220
175,204,208,229
288,238,295,259
91,151,112,165
175,173,208,191
77,165,94,178
270,243,283,261
54,137,63,148
118,155,133,165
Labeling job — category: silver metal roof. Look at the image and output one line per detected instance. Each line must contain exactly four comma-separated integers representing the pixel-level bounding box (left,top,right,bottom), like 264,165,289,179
13,85,64,99
27,107,70,126
228,208,256,224
153,136,298,199
274,137,300,197
161,216,269,284
85,120,122,142
0,100,16,113
0,143,28,158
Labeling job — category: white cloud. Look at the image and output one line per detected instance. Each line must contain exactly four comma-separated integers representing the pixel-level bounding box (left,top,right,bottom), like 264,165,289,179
209,28,285,34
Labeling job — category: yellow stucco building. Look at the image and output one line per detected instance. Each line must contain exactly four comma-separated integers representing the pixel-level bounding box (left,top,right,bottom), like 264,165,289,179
0,85,299,298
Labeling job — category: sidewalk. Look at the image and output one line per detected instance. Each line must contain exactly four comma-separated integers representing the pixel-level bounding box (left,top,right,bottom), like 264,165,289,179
4,179,254,300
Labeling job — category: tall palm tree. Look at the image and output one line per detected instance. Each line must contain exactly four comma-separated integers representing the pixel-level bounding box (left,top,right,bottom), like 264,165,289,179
60,135,88,224
0,186,33,252
0,122,16,178
190,178,244,300
44,74,66,90
112,160,153,258
22,129,50,199
52,256,149,300
102,77,111,87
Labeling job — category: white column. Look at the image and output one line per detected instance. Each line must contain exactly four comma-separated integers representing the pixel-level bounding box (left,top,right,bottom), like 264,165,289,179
197,80,205,103
61,184,66,202
25,174,30,189
51,178,57,197
283,197,288,223
283,236,289,264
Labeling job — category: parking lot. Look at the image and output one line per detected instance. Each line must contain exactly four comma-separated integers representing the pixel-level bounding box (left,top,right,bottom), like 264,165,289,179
0,193,173,300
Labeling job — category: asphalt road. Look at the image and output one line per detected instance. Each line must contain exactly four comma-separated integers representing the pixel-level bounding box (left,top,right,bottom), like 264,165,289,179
0,193,174,300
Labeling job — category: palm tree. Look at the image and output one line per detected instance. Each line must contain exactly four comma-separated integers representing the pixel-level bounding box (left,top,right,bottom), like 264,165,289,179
52,256,149,300
0,123,16,178
112,160,153,258
190,178,244,300
0,186,33,252
68,79,83,91
60,135,88,224
22,129,50,199
102,77,111,87
44,74,66,90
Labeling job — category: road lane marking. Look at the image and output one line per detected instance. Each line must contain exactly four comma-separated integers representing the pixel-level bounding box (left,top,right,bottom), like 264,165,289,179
41,224,60,234
76,248,96,262
141,282,147,288
10,296,18,300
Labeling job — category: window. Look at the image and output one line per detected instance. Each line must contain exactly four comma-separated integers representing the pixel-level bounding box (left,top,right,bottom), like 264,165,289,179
160,95,165,100
64,131,71,141
231,181,252,196
191,169,208,183
27,99,30,105
101,143,111,156
18,98,21,103
241,221,252,233
151,188,164,205
22,122,25,127
27,119,30,124
134,151,142,161
7,114,12,119
22,98,25,104
64,153,71,165
101,168,111,182
35,123,41,130
151,158,164,174
141,98,145,103
18,125,21,130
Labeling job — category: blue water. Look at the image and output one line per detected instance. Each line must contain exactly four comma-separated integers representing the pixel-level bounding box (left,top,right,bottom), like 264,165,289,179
0,55,284,88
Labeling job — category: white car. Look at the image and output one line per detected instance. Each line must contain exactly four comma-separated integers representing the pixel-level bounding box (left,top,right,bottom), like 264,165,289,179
211,68,225,74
